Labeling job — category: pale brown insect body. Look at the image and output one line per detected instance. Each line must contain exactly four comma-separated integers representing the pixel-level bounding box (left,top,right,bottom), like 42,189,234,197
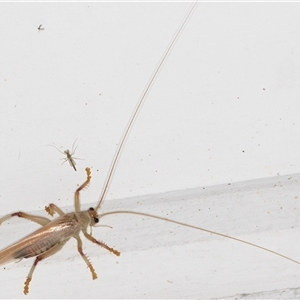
0,168,120,294
1,3,300,298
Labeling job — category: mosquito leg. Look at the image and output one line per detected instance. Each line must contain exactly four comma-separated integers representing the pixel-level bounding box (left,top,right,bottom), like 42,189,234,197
61,158,68,165
72,145,78,155
45,203,65,217
82,230,120,256
23,242,66,295
74,235,97,279
74,167,91,212
0,212,50,227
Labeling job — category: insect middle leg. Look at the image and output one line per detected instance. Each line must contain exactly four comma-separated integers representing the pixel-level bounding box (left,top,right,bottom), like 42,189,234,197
82,229,120,256
0,212,51,227
23,242,66,295
74,235,97,279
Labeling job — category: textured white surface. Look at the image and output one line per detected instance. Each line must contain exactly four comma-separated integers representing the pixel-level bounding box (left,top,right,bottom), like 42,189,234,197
1,174,300,298
1,2,300,298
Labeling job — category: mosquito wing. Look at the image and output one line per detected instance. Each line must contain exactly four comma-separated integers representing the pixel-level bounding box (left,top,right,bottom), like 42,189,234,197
68,157,77,171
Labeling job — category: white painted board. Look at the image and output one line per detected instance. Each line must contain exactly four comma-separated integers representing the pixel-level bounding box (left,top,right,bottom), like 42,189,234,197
1,2,300,298
1,174,300,298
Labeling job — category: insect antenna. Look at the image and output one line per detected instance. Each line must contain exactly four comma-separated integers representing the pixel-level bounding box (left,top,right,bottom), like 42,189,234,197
94,2,198,212
47,144,65,155
99,210,300,266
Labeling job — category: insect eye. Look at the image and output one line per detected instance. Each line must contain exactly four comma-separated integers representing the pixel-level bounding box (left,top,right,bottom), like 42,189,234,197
89,207,94,211
94,217,99,223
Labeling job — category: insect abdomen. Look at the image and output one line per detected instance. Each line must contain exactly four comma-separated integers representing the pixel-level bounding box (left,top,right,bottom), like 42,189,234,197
0,213,79,265
14,237,66,259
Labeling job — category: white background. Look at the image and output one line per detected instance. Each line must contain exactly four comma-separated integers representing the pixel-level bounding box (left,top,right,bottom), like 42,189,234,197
1,2,300,298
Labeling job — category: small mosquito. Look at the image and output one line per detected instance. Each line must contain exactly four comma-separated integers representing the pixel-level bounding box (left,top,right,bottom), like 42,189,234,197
48,139,82,171
35,24,45,32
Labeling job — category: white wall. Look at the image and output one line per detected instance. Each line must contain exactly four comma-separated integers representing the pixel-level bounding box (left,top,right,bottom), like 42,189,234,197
1,2,300,298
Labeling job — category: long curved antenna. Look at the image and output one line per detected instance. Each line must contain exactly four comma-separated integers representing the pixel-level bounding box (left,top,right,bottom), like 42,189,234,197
95,2,198,212
99,210,300,266
47,144,65,155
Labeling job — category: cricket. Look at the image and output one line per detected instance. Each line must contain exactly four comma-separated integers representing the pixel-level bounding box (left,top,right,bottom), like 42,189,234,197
48,139,81,171
1,3,300,298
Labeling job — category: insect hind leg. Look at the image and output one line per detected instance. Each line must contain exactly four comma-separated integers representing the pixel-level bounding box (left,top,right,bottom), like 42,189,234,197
0,212,51,227
23,242,65,295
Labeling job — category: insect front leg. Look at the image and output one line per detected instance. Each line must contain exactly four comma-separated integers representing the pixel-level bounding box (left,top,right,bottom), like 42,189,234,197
23,242,66,295
45,203,65,217
74,167,91,212
74,235,97,279
0,212,51,227
82,229,120,256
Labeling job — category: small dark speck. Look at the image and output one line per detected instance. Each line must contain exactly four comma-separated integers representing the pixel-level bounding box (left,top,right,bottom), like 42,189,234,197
237,97,239,99
228,183,231,185
263,88,266,90
280,207,283,209
242,150,245,153
241,294,249,297
202,187,205,190
37,24,45,31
